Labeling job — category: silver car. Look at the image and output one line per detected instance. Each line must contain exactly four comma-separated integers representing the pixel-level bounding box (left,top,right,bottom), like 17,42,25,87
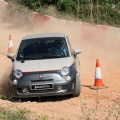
7,32,82,99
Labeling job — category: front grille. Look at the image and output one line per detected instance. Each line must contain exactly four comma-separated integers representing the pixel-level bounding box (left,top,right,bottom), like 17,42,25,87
28,87,57,93
30,79,53,82
17,85,68,94
17,86,57,93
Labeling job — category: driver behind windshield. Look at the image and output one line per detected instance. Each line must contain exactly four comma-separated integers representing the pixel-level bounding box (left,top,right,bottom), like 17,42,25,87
17,38,68,60
49,40,67,56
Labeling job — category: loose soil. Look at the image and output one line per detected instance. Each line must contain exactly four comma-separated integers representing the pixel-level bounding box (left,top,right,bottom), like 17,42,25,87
0,19,120,120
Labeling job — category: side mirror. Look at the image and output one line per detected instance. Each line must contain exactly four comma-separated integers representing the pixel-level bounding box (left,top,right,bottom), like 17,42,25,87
74,49,82,55
7,54,15,62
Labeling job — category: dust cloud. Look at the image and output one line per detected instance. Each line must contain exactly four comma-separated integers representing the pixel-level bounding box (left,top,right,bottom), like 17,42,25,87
0,4,120,96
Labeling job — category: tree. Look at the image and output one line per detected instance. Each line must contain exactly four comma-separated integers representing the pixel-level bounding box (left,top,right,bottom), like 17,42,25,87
6,0,120,27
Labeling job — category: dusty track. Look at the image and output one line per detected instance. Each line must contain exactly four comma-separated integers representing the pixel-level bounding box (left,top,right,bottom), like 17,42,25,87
0,18,120,120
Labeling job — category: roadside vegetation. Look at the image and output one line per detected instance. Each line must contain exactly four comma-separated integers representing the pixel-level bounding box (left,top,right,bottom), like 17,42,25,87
0,106,48,120
5,0,120,27
80,90,120,120
0,107,30,120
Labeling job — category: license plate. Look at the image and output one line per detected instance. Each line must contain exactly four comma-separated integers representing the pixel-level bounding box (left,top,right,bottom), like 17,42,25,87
31,84,53,90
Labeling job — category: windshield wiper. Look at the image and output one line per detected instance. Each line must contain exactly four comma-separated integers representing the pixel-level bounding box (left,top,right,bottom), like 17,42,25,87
19,54,34,63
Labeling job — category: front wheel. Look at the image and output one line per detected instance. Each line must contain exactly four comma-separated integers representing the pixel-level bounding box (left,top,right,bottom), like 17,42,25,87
72,75,81,97
8,87,19,102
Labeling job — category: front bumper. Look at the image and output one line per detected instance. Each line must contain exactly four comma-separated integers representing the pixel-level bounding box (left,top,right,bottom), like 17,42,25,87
8,71,76,98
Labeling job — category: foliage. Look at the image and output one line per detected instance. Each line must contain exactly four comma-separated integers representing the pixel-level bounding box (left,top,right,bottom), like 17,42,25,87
0,94,7,100
80,90,120,120
0,107,30,120
0,107,49,120
5,0,120,27
57,0,77,14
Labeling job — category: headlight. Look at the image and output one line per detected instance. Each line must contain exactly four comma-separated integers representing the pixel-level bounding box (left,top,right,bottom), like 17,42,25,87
61,66,70,76
13,69,23,78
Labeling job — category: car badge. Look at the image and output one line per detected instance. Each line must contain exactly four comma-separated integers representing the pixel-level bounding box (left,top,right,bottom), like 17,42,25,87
39,75,43,80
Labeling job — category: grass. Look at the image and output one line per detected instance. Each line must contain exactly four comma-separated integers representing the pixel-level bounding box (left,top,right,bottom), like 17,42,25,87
37,114,48,120
105,98,120,120
0,106,49,120
79,90,120,120
0,107,30,120
0,94,7,100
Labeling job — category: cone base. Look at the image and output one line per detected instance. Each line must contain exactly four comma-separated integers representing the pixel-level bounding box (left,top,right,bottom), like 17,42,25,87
94,79,104,86
90,85,108,90
7,52,14,58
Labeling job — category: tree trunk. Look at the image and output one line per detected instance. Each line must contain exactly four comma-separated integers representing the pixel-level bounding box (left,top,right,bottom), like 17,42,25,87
97,0,99,24
77,0,80,20
90,0,93,23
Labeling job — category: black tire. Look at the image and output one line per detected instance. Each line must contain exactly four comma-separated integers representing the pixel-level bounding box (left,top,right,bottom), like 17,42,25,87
8,87,19,102
8,92,21,102
72,74,81,97
8,91,16,102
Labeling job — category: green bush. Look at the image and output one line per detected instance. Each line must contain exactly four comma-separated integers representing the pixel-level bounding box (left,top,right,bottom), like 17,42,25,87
5,0,120,27
0,107,30,120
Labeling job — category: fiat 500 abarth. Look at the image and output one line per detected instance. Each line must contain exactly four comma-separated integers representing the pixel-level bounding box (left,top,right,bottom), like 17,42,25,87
7,32,82,99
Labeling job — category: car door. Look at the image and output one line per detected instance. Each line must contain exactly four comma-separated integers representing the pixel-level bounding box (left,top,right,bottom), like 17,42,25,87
66,36,80,76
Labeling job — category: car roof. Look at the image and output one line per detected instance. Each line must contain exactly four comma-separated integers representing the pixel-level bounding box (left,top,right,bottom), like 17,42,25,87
22,32,66,40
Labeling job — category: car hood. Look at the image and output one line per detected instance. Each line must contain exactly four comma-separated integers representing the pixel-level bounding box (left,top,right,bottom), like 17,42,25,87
14,57,75,72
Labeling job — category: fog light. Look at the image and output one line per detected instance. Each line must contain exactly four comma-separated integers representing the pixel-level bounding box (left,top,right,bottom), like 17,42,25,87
22,88,27,93
13,79,18,85
66,76,71,81
57,85,63,91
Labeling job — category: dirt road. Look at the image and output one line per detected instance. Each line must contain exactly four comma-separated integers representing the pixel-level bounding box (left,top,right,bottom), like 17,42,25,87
0,19,120,120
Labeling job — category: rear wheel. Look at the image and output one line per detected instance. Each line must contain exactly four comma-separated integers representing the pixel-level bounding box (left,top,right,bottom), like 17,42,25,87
72,74,81,97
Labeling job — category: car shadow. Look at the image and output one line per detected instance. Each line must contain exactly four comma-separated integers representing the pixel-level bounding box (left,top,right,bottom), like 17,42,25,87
81,85,91,88
14,95,72,103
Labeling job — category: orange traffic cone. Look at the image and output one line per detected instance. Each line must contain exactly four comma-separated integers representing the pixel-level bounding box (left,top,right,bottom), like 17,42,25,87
91,59,108,90
7,35,14,58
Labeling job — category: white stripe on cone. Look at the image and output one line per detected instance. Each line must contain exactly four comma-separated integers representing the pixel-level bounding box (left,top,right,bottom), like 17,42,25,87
95,67,102,79
8,40,13,48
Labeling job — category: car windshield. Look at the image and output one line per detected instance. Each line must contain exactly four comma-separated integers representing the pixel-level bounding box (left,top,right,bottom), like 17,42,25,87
16,37,69,61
